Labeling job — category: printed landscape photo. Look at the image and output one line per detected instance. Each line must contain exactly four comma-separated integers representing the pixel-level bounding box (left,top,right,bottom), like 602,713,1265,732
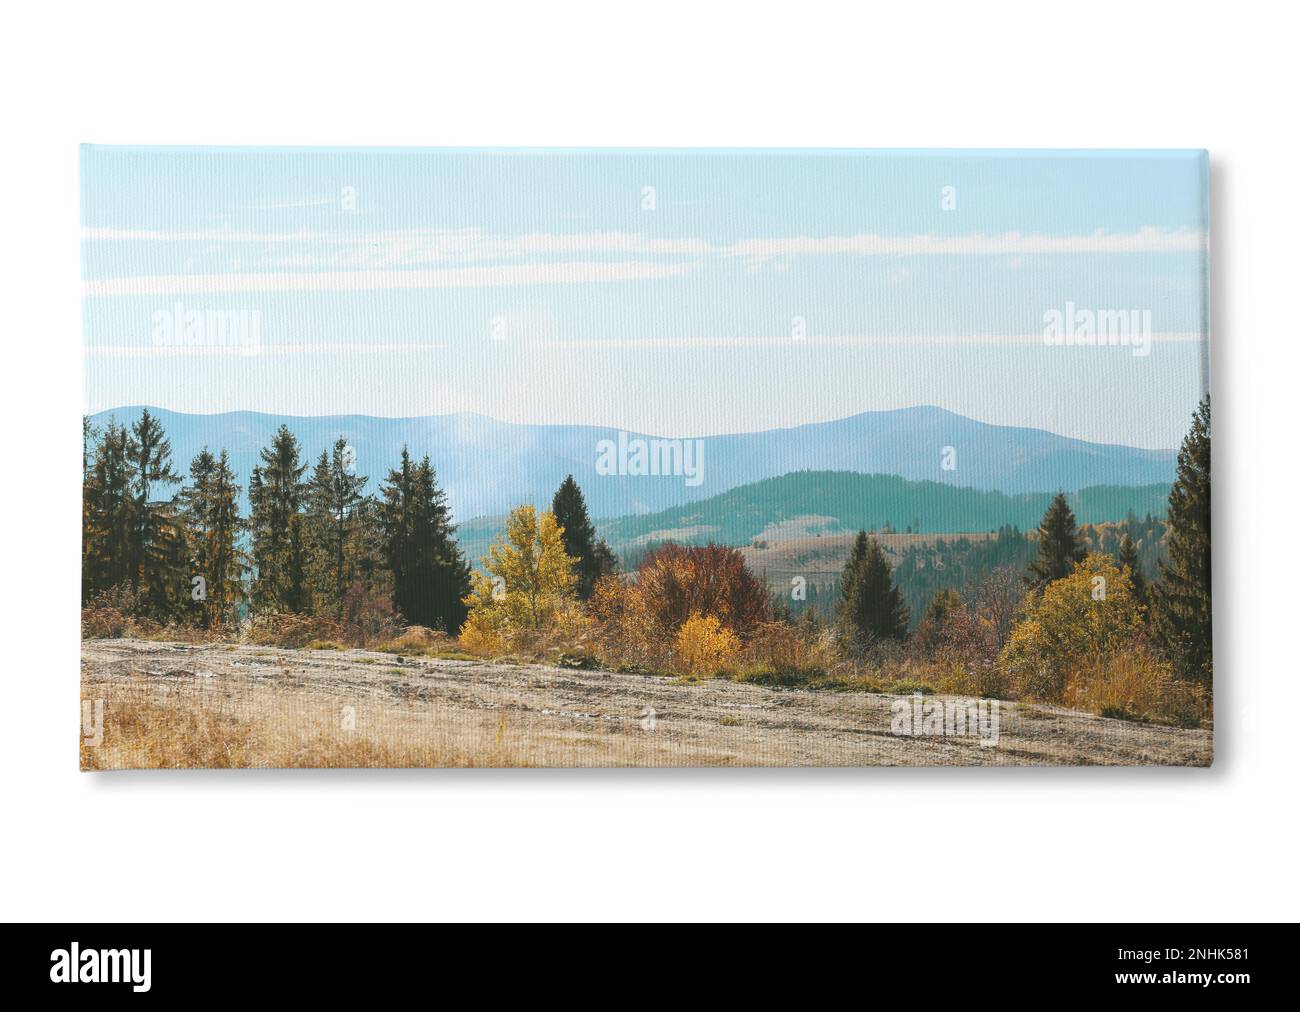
80,147,1212,767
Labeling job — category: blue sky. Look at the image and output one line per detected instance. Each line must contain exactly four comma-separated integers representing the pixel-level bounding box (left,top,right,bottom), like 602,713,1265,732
82,147,1209,447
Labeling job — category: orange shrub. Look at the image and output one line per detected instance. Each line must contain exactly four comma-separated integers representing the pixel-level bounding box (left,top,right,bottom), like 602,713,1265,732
675,613,740,678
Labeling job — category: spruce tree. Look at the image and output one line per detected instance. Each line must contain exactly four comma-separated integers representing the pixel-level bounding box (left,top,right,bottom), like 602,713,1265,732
551,475,616,599
377,447,472,632
179,448,246,628
284,513,310,614
838,531,909,645
83,420,135,598
306,439,368,619
1154,395,1212,683
249,425,307,612
1028,492,1084,588
1116,532,1148,613
102,408,183,613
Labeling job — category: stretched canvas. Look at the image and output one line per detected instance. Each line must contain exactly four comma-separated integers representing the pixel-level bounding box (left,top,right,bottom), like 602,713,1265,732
80,147,1212,768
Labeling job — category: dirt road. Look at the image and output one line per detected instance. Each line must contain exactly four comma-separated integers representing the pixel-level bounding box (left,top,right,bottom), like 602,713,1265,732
80,639,1213,768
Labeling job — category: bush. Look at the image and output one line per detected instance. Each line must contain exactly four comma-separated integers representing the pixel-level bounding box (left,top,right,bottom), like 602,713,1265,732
81,585,137,639
999,554,1145,702
377,626,450,654
245,613,346,649
590,543,770,671
339,580,404,646
675,613,740,678
458,611,507,657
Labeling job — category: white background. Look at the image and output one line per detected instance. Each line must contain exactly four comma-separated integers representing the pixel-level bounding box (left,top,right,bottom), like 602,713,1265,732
1,0,1294,922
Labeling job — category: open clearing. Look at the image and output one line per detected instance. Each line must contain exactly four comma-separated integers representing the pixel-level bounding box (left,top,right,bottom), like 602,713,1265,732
80,638,1212,768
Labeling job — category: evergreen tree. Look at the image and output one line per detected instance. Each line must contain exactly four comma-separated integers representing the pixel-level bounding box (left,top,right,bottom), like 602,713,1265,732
551,475,616,599
306,439,368,618
914,587,963,653
82,416,99,483
248,425,307,612
283,513,310,614
127,408,181,599
1154,395,1212,684
1116,532,1148,613
179,448,246,628
1027,491,1084,588
83,420,134,598
377,447,472,632
838,531,909,644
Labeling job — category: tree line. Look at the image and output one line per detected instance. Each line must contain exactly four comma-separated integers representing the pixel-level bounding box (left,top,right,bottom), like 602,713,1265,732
84,396,1211,696
829,396,1212,686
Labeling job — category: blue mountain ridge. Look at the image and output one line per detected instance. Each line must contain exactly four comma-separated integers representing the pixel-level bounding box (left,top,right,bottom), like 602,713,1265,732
88,405,1177,523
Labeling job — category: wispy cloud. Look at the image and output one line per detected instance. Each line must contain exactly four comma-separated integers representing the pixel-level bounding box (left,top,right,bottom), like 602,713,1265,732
82,260,694,296
81,225,1205,294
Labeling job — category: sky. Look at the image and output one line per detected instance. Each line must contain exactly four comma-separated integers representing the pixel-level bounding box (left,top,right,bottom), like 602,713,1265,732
81,147,1209,448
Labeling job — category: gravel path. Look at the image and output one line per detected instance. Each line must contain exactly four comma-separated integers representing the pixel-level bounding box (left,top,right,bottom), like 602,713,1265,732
80,639,1213,768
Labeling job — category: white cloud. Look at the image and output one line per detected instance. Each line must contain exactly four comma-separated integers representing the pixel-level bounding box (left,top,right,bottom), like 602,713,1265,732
82,260,693,296
721,227,1205,260
80,225,1205,294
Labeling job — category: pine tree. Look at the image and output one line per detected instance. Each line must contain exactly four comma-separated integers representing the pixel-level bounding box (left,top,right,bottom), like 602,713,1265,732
377,447,472,632
1116,532,1148,613
283,513,310,614
83,420,135,598
1154,395,1212,684
839,530,870,618
551,475,616,599
1028,492,1084,588
249,425,307,612
306,439,368,619
179,448,246,628
838,531,909,645
126,409,182,601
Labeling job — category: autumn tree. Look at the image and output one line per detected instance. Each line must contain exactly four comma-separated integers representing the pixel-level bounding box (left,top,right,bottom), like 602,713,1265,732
999,553,1144,701
1154,395,1212,684
460,505,583,654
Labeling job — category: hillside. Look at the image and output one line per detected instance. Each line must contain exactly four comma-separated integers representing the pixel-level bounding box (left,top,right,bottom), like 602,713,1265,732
596,470,1171,549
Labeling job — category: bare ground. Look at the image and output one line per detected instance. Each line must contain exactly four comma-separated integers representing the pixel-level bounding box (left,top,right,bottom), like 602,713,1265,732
80,638,1212,768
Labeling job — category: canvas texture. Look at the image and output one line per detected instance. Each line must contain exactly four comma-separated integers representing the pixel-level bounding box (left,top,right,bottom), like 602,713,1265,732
80,147,1212,768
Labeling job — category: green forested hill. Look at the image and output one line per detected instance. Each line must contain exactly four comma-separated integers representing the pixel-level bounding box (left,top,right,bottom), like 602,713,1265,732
597,470,1169,549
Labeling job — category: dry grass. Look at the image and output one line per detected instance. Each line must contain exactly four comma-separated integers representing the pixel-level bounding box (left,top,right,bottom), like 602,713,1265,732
1063,651,1210,728
80,639,1214,767
80,676,534,769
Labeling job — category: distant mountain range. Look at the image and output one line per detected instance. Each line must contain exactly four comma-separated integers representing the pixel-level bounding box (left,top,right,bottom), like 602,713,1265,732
88,406,1177,523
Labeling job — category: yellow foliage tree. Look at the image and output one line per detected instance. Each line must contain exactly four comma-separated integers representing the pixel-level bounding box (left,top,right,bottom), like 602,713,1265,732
999,553,1145,701
460,505,584,655
675,612,741,678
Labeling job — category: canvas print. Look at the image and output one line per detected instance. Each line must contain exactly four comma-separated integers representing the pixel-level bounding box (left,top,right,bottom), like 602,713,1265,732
80,147,1212,768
